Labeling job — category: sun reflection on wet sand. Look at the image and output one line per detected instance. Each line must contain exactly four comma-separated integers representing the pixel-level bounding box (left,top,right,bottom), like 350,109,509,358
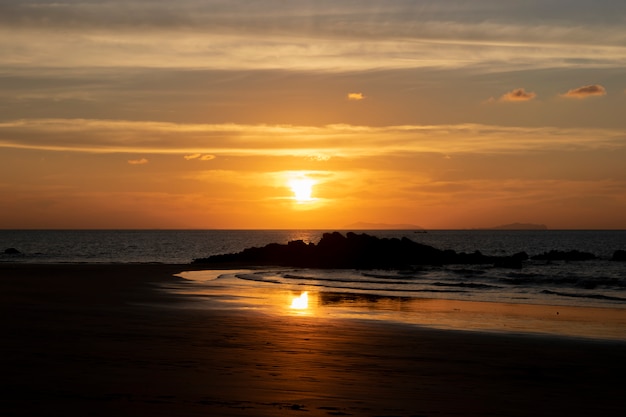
174,270,626,340
290,291,309,310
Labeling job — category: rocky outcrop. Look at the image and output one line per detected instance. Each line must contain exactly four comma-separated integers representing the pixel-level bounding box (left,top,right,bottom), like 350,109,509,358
611,250,626,262
4,248,22,255
193,232,529,269
530,250,596,261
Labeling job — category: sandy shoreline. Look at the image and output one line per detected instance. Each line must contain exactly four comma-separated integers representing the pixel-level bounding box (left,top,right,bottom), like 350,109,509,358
2,263,626,416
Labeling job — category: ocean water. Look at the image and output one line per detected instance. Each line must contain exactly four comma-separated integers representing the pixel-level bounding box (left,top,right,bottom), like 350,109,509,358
1,230,333,264
2,229,626,311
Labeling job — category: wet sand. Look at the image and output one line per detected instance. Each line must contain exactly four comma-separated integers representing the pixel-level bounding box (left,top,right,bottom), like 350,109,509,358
2,263,626,417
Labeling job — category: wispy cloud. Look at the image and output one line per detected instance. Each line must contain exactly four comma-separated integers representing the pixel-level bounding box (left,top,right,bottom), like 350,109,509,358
561,84,607,99
2,2,626,72
184,153,216,161
127,158,148,165
3,1,625,44
499,88,536,102
1,119,623,157
347,92,365,101
4,27,624,72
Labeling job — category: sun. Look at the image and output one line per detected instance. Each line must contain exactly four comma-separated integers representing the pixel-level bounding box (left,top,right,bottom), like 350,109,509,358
289,178,315,202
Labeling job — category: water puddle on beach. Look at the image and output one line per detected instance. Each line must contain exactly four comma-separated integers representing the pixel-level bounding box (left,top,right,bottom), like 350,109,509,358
172,269,626,341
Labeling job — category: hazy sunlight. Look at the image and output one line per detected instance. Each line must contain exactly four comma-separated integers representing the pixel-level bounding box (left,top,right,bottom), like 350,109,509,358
289,178,315,203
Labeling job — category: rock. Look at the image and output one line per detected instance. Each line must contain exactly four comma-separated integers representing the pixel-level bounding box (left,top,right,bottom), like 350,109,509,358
193,232,530,269
4,248,21,255
611,250,626,262
530,250,596,261
494,252,529,269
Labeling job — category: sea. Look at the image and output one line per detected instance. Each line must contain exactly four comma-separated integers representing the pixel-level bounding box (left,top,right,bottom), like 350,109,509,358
2,229,626,313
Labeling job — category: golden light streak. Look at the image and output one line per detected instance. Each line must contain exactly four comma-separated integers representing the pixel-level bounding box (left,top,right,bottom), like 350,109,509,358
2,119,624,156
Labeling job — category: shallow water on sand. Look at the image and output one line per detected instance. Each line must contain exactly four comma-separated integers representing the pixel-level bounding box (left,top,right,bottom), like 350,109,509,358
172,269,626,341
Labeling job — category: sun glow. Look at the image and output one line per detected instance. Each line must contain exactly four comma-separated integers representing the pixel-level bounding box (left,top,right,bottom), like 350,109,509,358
290,291,309,309
289,178,315,202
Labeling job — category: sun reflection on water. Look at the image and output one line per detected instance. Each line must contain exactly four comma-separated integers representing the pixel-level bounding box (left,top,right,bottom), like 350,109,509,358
169,272,626,340
290,291,309,310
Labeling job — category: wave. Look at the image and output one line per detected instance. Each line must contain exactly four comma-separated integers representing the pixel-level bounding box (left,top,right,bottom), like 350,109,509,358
227,265,626,308
501,274,626,289
432,281,501,290
540,290,626,303
235,272,469,295
282,272,415,286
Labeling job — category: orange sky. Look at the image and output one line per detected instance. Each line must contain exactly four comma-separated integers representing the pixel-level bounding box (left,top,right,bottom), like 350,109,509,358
1,1,625,229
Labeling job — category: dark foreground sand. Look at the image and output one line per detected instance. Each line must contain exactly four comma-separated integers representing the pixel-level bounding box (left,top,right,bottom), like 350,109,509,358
2,264,626,417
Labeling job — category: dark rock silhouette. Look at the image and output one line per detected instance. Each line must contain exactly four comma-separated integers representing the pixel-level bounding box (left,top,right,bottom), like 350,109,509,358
530,250,596,261
193,232,529,269
4,248,21,255
611,250,626,262
494,251,529,269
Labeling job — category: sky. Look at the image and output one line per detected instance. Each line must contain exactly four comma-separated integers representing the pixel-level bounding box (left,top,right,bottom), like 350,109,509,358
1,0,625,229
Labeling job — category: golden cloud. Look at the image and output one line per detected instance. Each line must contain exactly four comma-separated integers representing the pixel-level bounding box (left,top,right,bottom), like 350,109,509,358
499,88,536,102
184,153,216,161
347,92,365,101
1,119,623,157
561,84,606,99
127,158,148,165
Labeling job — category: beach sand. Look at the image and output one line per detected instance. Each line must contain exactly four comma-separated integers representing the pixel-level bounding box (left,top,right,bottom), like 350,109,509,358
2,263,626,417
